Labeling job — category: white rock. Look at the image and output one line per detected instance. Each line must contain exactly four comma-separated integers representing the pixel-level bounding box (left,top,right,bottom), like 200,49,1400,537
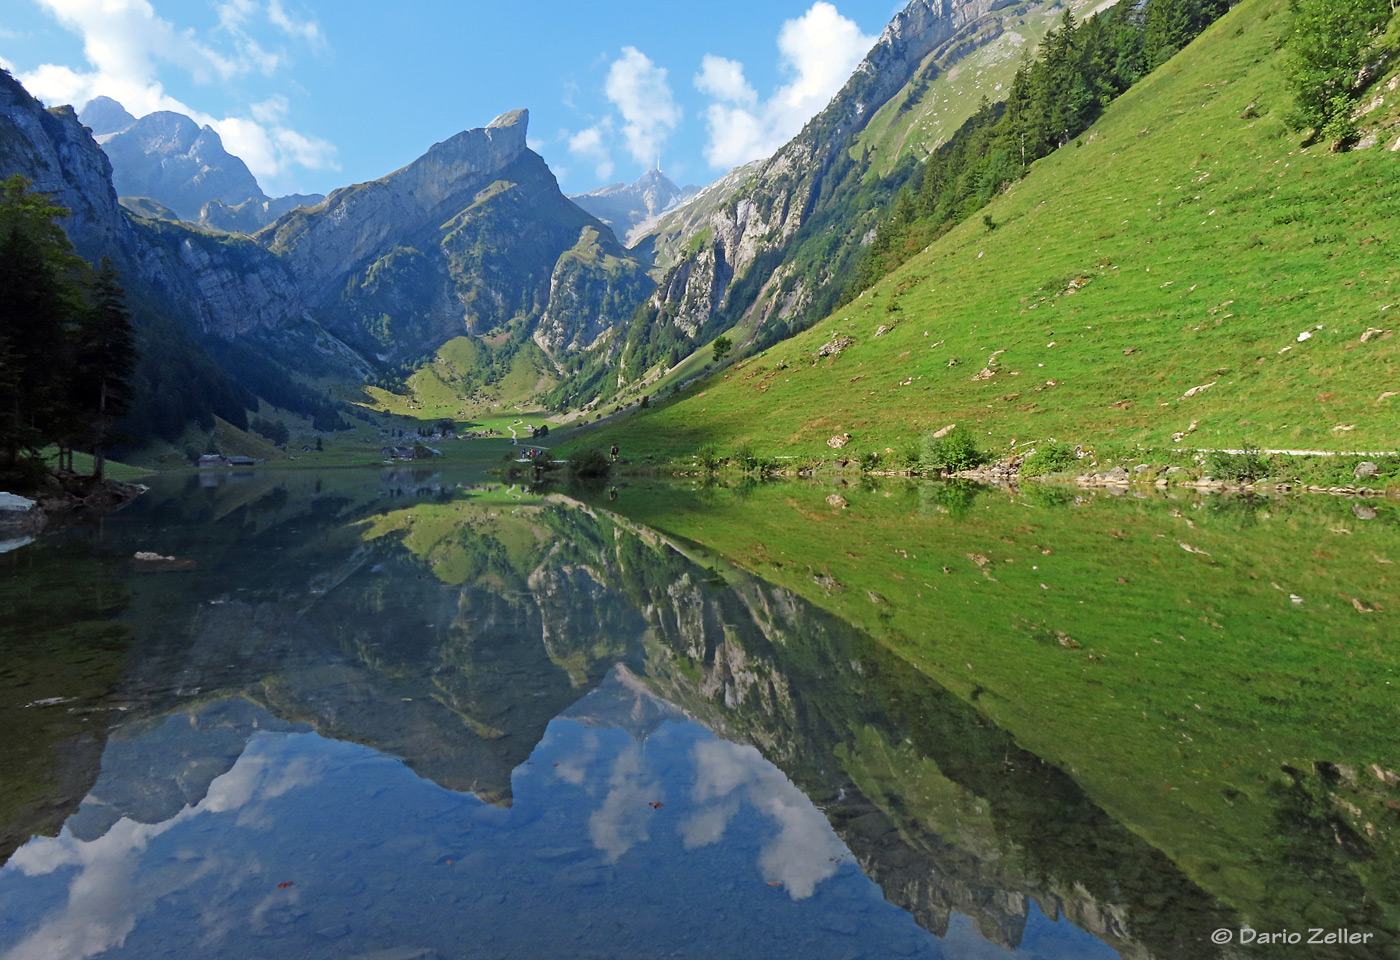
0,493,38,512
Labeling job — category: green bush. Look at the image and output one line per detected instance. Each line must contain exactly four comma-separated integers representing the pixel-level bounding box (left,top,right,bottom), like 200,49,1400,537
1206,446,1271,482
1020,440,1079,477
921,426,986,474
568,448,611,479
919,479,984,520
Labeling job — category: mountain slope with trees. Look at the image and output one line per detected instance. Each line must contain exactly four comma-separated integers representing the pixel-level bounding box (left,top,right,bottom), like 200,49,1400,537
0,177,135,486
573,0,1400,461
553,0,1117,412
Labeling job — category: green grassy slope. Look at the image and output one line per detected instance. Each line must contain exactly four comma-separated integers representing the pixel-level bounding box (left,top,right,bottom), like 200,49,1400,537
579,0,1400,462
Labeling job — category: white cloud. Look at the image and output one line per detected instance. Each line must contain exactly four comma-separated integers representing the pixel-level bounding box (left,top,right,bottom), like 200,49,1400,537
567,122,615,182
695,55,756,109
266,0,324,48
696,2,876,170
18,0,336,185
249,93,289,124
604,46,681,167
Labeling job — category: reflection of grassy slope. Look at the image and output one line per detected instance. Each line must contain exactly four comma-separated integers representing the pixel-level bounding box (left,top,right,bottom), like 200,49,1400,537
360,501,550,587
603,479,1400,934
579,0,1400,460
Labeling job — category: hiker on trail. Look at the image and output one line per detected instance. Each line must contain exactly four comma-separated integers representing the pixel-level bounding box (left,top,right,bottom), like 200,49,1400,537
610,444,619,461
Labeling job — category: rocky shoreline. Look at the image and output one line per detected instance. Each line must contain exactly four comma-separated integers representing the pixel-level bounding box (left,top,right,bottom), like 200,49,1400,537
0,472,148,551
653,454,1398,501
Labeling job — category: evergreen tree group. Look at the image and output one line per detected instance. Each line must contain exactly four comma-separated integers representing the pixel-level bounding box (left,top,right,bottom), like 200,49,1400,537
0,175,136,485
1284,0,1397,145
854,0,1237,291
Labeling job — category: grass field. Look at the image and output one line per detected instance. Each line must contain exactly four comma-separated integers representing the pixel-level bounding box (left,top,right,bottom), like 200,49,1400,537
359,336,556,423
572,0,1400,467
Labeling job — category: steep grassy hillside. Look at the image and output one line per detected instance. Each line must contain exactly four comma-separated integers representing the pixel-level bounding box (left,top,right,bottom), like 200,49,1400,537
579,0,1400,461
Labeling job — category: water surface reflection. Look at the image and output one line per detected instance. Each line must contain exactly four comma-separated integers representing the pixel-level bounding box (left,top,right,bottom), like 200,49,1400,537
1,470,1391,958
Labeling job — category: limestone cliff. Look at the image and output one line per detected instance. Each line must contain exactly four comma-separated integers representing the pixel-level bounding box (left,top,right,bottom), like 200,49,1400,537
97,110,267,221
263,110,655,367
620,0,1017,377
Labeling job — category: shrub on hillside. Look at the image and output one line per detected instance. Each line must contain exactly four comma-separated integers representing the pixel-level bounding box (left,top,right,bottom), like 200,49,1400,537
568,448,611,479
921,427,986,474
1206,446,1270,482
1020,440,1079,477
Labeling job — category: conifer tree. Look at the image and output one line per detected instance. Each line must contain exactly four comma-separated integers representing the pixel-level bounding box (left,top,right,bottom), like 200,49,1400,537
76,259,137,479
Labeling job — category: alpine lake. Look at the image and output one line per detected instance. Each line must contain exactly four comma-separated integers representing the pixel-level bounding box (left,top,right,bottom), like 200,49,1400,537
1,458,1398,960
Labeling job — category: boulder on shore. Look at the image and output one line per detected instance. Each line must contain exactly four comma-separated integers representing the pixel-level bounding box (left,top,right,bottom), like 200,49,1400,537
0,492,47,538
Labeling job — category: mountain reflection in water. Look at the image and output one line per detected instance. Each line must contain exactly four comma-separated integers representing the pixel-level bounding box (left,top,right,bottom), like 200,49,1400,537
0,469,1368,958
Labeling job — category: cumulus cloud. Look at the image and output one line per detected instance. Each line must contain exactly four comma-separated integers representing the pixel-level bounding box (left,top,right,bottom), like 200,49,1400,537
17,0,336,184
3,734,323,960
567,121,615,182
696,2,876,170
604,46,681,167
695,55,757,109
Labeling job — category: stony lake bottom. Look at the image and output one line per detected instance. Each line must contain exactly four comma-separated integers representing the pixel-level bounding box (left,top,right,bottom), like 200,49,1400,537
0,465,1397,960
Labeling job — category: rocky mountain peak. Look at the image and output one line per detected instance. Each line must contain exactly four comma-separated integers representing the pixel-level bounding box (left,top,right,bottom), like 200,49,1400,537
77,96,136,136
487,108,529,132
99,110,266,220
569,167,699,244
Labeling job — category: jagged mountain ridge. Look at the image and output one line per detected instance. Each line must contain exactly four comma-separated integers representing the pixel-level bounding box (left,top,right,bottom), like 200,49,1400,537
259,108,653,367
3,73,661,436
78,97,326,232
579,0,1071,404
3,0,1051,431
568,168,699,245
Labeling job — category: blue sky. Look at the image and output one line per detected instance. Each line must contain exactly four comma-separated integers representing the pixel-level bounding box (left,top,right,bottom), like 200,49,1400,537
0,1,902,198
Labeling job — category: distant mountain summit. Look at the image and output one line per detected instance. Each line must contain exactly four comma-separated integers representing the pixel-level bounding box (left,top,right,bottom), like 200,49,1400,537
77,96,136,136
569,169,699,245
77,97,324,230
